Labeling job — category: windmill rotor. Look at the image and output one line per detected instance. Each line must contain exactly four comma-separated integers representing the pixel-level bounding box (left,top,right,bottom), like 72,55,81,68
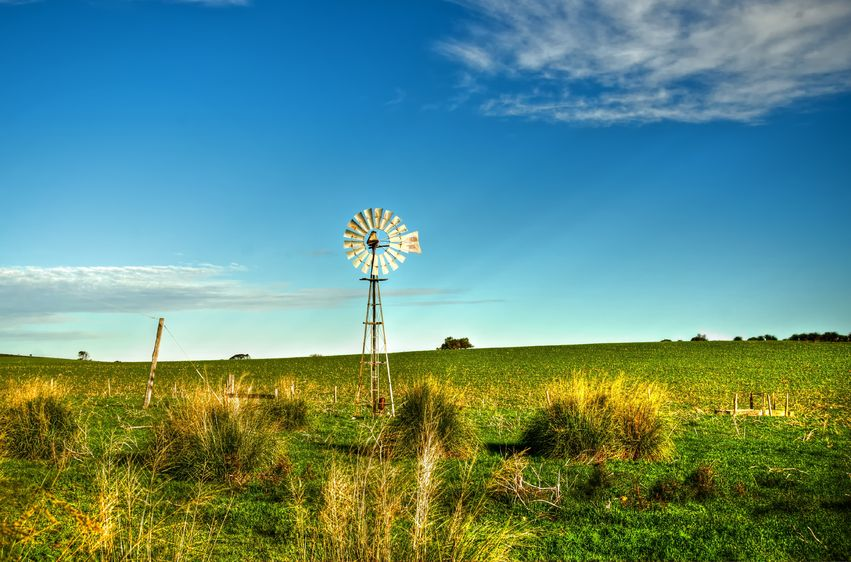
343,208,420,276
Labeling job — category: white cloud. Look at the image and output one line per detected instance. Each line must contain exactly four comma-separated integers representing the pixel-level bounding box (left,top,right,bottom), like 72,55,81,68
438,0,851,123
0,265,470,322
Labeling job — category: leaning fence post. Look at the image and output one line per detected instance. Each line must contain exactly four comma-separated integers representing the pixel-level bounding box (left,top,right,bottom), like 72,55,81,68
143,318,164,409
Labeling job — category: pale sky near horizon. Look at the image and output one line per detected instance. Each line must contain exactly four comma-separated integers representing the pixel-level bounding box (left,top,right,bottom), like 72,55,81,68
1,0,850,361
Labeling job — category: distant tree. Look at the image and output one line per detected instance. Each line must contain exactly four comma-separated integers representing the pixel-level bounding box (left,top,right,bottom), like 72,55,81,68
733,336,743,341
747,336,764,341
763,334,778,341
77,351,90,361
660,339,672,342
690,334,707,342
439,336,474,350
229,353,250,360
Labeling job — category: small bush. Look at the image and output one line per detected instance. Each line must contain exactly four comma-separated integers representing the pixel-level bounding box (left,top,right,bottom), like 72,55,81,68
150,388,280,485
0,380,82,462
261,397,309,430
521,373,672,461
439,336,474,350
383,378,477,459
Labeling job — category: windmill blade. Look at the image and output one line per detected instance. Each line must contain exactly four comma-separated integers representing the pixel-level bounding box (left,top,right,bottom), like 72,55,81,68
343,240,365,250
388,215,402,229
387,248,406,263
360,253,375,274
379,209,393,230
378,254,389,275
346,248,359,260
353,251,369,268
353,214,369,232
373,208,383,230
400,231,421,254
384,252,400,271
386,223,408,238
347,220,367,236
362,209,374,230
344,229,364,240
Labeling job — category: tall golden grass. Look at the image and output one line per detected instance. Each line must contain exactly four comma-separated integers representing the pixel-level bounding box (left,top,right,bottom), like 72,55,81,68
1,430,228,560
521,372,673,461
0,379,85,464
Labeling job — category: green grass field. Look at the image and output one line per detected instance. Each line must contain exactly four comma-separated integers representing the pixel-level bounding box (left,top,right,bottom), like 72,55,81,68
1,341,850,560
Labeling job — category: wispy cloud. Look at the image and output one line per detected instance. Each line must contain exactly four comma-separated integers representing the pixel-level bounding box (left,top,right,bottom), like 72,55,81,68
438,0,851,124
0,265,472,322
385,87,407,106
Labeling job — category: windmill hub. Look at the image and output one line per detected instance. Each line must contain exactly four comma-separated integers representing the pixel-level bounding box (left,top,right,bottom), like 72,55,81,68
343,208,422,416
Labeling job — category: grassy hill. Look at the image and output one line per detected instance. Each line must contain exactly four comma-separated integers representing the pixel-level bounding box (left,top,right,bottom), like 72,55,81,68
1,342,849,559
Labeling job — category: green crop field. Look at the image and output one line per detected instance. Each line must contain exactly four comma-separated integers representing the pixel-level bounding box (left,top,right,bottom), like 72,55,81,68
1,341,850,560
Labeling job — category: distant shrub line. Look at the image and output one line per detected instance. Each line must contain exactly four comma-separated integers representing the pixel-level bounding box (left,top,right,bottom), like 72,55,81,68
674,331,851,342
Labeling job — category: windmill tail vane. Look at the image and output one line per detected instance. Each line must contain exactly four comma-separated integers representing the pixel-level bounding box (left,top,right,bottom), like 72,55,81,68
342,207,421,416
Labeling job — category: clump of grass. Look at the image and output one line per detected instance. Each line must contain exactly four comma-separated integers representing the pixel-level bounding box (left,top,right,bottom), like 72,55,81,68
384,377,477,459
150,385,281,485
688,464,717,500
520,372,672,461
0,379,83,463
582,461,614,498
261,397,309,430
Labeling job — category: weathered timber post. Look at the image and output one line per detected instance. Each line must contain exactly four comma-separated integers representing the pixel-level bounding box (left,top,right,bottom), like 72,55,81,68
142,317,165,409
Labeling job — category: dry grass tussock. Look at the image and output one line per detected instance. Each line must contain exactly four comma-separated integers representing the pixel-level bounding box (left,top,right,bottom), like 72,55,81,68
383,377,478,459
0,378,85,463
150,381,283,485
522,372,673,461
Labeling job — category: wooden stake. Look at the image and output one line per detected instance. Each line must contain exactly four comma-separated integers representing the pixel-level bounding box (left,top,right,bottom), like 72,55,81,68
761,393,766,416
143,317,164,409
334,385,338,404
290,380,295,398
274,388,279,400
768,394,773,417
227,374,235,397
546,389,552,407
107,378,111,397
749,392,754,409
734,393,738,415
785,393,789,417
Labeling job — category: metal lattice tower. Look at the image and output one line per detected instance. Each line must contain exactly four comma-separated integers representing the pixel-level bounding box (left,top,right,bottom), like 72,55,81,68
343,208,421,415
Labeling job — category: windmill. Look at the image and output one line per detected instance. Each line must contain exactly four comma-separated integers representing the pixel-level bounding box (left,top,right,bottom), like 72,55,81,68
343,208,421,415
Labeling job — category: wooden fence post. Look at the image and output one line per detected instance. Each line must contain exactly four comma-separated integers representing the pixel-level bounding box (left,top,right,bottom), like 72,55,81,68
143,318,164,409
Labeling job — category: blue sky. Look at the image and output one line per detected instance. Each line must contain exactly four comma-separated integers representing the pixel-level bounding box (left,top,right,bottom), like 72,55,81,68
1,0,850,361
